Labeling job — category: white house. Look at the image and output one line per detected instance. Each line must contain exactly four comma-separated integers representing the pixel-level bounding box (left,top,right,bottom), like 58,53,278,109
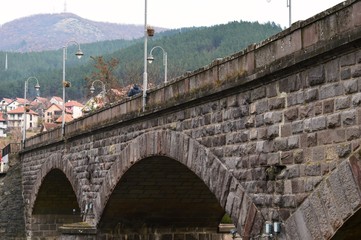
65,100,84,119
0,112,7,137
6,98,26,112
7,106,39,130
49,96,63,106
0,98,12,113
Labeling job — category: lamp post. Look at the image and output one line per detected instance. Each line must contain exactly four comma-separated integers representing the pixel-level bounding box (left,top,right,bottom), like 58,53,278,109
287,0,291,27
62,40,84,135
23,77,40,147
142,0,148,112
147,46,168,83
267,0,291,27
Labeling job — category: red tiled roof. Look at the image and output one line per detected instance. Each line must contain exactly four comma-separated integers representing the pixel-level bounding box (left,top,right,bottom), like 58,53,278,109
3,98,13,104
65,100,84,107
7,106,38,115
16,97,28,104
42,122,59,131
55,114,73,123
51,96,63,102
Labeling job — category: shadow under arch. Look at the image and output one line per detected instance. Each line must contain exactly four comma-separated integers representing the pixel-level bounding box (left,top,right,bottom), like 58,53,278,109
92,129,264,238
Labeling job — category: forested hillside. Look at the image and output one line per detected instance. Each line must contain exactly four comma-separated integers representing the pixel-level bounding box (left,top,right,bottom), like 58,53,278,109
0,21,282,101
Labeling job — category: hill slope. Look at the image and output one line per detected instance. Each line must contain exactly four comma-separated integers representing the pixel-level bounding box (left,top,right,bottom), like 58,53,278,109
0,13,165,52
0,21,282,100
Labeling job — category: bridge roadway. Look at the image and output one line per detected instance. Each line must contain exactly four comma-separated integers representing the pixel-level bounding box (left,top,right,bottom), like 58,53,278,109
20,0,361,239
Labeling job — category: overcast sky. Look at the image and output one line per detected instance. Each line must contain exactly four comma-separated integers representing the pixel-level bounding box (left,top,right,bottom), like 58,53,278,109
0,0,346,29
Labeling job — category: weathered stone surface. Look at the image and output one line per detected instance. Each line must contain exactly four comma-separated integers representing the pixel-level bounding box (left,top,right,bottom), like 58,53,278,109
13,1,361,238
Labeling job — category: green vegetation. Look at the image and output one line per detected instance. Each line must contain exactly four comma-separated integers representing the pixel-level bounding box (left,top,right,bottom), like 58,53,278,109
221,213,233,224
0,21,281,101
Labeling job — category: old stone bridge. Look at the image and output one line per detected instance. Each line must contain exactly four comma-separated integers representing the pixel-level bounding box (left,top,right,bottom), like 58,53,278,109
18,0,361,239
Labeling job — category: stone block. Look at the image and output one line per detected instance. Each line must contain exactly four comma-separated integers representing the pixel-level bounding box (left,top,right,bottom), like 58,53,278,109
251,86,266,101
338,162,361,210
313,146,325,162
288,136,299,149
266,82,278,97
325,58,340,82
341,68,352,80
284,214,301,240
319,83,344,100
327,113,341,128
273,138,288,151
305,88,319,103
346,127,361,141
302,23,319,48
267,125,279,139
328,168,352,221
343,79,358,94
300,200,322,239
340,52,356,67
308,191,333,239
311,116,327,131
280,123,292,137
318,181,342,231
352,92,361,106
281,151,293,165
268,97,286,110
305,163,321,176
341,109,356,126
308,65,325,86
284,108,298,122
264,111,282,125
323,99,335,114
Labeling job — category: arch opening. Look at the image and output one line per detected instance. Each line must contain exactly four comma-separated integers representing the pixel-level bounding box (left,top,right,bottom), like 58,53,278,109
331,207,361,239
31,169,81,237
98,156,227,237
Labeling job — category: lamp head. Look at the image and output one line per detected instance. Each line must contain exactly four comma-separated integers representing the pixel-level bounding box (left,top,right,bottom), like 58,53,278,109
75,49,84,59
147,55,154,64
90,85,95,94
34,82,40,96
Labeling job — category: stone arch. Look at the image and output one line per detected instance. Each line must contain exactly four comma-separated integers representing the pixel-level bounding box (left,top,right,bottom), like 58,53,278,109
27,152,82,215
92,129,264,238
284,148,361,239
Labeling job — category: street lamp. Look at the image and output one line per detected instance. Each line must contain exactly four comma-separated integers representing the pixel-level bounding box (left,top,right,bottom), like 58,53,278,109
142,0,148,112
23,77,40,147
62,40,84,135
287,0,291,27
90,80,106,99
267,0,291,27
147,46,168,83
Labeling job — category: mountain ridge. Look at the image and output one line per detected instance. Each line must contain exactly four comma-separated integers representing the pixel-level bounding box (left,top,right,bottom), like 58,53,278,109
0,13,166,52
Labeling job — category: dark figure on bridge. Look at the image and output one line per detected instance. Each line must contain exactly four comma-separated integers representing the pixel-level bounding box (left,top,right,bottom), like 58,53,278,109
128,84,142,97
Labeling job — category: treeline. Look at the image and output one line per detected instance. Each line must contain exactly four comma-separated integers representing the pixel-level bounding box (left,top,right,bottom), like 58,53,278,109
0,21,282,101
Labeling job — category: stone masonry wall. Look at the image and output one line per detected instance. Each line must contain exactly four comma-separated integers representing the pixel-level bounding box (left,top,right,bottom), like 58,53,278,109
21,47,361,238
0,153,26,239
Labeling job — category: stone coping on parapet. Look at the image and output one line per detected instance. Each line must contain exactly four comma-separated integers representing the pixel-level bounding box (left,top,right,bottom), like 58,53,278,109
22,0,361,151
